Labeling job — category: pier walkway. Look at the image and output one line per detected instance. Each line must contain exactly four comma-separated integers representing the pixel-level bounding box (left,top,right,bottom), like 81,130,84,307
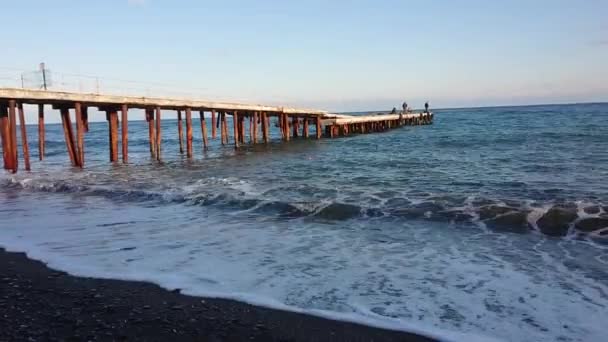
0,88,433,173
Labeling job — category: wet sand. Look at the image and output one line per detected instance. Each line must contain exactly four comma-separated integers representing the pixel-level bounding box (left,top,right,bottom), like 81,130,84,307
0,248,435,342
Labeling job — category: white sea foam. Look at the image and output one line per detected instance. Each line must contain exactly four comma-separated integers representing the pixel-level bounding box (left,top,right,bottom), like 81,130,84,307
1,192,607,342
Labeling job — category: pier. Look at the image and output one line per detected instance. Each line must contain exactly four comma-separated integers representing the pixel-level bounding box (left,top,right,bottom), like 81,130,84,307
0,88,433,173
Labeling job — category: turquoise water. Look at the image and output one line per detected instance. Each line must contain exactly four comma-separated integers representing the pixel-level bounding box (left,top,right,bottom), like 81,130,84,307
1,103,607,341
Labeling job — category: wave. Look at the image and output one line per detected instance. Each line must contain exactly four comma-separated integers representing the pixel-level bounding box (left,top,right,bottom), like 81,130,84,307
3,176,607,242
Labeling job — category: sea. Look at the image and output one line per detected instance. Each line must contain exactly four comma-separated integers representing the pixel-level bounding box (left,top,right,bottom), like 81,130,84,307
1,103,607,342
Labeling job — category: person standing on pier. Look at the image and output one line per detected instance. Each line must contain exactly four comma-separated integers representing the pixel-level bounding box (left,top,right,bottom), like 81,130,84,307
424,101,430,113
402,101,408,114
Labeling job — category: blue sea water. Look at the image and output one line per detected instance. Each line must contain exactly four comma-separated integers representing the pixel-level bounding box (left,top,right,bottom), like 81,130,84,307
1,103,607,341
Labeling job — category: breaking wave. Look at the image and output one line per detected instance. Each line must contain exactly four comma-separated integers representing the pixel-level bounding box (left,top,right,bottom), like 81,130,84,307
4,175,607,243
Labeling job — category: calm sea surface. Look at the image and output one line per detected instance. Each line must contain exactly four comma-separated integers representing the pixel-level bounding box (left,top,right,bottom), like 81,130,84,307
1,103,607,341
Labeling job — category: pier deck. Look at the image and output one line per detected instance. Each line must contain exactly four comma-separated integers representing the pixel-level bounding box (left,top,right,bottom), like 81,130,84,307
0,88,433,173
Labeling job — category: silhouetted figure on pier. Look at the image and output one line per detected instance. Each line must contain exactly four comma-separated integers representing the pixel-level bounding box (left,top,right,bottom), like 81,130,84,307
390,107,397,114
402,101,408,113
424,101,429,113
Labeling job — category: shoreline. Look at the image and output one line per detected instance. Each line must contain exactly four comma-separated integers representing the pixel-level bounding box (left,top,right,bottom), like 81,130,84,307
0,248,435,342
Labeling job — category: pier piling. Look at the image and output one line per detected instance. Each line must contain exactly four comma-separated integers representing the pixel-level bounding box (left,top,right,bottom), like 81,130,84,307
211,110,216,139
107,109,119,163
185,108,193,158
177,110,184,154
17,103,30,171
316,117,322,139
292,116,299,138
0,105,12,171
8,100,18,172
232,111,239,148
239,115,245,144
121,104,128,164
155,106,162,161
59,107,78,167
82,106,89,133
253,111,258,144
75,102,85,167
146,108,156,159
218,112,227,145
303,117,309,138
200,110,208,150
38,104,45,160
261,112,267,143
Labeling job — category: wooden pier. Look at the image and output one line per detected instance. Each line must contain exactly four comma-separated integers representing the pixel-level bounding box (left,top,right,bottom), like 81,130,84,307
0,88,433,173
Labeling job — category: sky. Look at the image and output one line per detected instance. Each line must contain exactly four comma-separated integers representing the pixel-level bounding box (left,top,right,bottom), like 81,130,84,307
1,0,607,123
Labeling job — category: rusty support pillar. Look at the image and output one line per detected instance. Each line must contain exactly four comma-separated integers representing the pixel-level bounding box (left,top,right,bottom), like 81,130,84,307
253,111,258,144
16,103,30,171
0,105,11,170
284,113,290,141
38,104,45,160
177,110,184,154
292,116,298,138
316,117,322,139
278,113,284,140
239,116,245,144
185,108,193,158
223,112,230,145
155,107,162,161
82,106,89,132
121,104,128,163
218,111,223,145
145,108,156,159
8,100,18,171
219,112,226,145
249,114,254,143
60,107,78,167
211,110,217,139
261,112,269,144
303,117,309,138
233,111,240,148
74,102,85,167
200,110,208,150
107,109,119,163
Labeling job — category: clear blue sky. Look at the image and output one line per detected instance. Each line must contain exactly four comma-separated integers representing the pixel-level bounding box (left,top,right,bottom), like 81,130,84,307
1,0,607,121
